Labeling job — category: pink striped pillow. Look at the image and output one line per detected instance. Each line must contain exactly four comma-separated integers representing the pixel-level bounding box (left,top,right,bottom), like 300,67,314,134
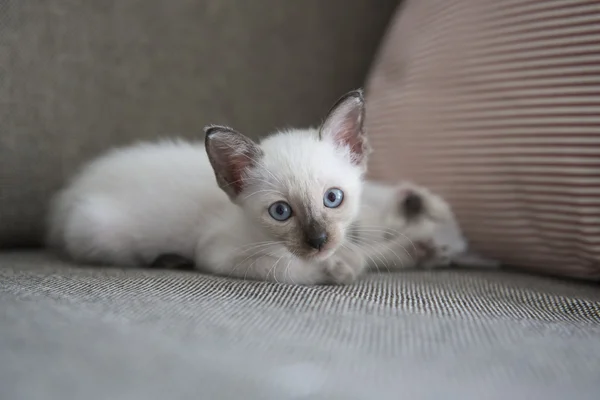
366,0,600,280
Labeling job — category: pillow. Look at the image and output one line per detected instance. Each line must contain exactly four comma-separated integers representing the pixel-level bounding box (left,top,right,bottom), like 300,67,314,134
366,0,600,280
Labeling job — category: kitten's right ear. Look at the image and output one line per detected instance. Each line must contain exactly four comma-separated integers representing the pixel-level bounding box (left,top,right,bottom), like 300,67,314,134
394,182,424,219
204,125,263,200
319,89,369,168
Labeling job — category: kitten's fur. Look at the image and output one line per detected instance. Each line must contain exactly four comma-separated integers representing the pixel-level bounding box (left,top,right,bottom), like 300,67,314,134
353,180,500,271
148,181,496,274
47,90,370,285
349,181,468,271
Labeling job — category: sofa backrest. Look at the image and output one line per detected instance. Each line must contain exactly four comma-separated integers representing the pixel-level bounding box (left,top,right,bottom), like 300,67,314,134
0,0,398,247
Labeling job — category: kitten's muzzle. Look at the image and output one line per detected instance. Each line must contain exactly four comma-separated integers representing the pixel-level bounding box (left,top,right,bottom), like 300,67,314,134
306,232,328,251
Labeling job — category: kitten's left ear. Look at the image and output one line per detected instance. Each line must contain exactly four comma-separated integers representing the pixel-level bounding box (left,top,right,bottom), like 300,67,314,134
319,89,370,167
204,125,263,200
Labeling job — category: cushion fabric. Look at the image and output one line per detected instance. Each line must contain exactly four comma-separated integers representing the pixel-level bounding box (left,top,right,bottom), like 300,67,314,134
365,0,600,280
0,0,398,247
1,251,599,399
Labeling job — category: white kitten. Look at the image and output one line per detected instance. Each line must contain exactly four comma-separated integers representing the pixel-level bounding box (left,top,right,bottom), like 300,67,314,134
347,181,469,271
47,90,371,285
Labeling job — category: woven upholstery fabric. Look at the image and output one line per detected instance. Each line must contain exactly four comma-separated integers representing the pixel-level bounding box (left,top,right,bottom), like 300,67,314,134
0,0,398,247
1,251,599,400
365,0,600,280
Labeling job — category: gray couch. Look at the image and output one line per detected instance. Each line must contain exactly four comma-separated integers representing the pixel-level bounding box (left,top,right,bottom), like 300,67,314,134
1,2,599,399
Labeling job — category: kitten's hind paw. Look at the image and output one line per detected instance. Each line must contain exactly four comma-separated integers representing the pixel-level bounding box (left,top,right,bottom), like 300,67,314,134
325,258,357,285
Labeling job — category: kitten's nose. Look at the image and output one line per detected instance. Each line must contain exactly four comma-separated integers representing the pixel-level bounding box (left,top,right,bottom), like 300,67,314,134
306,233,328,250
403,192,423,217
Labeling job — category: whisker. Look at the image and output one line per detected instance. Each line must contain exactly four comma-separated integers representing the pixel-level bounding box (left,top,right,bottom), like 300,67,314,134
229,246,279,278
350,239,389,273
352,226,418,253
234,241,283,256
243,189,286,201
349,233,414,266
235,240,282,250
342,242,381,276
268,254,287,284
286,250,299,285
243,252,276,282
283,257,294,285
221,176,277,190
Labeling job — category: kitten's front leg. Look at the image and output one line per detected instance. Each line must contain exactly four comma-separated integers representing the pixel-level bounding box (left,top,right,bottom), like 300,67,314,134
323,257,357,285
321,247,366,285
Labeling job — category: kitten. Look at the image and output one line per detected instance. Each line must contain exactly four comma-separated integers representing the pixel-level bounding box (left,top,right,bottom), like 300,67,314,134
350,180,499,271
348,181,467,271
47,90,371,285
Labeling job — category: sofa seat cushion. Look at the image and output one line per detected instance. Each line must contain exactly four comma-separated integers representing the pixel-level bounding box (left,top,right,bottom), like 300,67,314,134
1,251,599,399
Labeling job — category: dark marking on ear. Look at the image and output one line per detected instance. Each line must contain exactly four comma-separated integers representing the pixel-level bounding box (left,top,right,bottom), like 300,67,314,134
319,89,370,168
402,192,423,219
204,125,263,200
347,222,362,244
320,90,365,135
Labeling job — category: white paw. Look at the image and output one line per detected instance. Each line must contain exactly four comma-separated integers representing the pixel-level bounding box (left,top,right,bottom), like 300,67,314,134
325,258,357,285
414,239,451,269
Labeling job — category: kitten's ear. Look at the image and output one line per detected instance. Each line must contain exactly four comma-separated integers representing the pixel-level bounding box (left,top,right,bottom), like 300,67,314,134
204,125,263,199
319,89,369,167
396,185,424,219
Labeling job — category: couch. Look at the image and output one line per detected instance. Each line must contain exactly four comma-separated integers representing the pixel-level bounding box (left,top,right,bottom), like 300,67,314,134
1,1,599,399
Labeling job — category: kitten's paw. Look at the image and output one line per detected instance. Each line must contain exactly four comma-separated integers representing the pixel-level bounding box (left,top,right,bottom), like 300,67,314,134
325,258,357,285
414,239,451,269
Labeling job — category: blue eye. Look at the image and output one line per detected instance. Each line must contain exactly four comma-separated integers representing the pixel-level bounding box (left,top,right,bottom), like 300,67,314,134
268,201,292,221
323,188,344,208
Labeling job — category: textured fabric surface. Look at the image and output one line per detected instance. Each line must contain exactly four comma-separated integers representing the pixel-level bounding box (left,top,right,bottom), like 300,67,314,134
1,251,599,399
0,0,398,247
365,0,600,280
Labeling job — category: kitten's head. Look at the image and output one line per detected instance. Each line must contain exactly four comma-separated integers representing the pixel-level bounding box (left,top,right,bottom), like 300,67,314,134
379,182,467,256
379,182,501,268
205,90,369,261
